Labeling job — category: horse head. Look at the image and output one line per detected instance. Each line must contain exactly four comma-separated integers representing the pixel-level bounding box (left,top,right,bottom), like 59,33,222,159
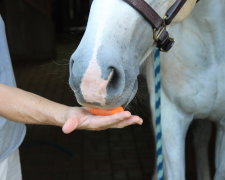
69,0,196,109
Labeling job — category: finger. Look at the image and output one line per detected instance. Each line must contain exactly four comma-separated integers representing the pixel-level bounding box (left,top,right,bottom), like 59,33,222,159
62,117,79,134
93,115,143,131
98,111,132,124
86,111,132,129
111,116,143,129
105,114,143,127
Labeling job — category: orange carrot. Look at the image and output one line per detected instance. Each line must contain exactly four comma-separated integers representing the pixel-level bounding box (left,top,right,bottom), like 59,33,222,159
88,106,124,116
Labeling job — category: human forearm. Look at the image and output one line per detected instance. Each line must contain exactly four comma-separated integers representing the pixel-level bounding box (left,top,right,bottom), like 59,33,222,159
0,84,68,126
0,84,143,133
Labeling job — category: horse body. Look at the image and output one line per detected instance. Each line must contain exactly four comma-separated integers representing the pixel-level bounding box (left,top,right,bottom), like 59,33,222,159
156,0,225,120
145,0,225,179
69,0,225,179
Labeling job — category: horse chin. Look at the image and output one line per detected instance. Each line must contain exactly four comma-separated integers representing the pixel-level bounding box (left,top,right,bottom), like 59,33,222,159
105,79,138,110
106,79,138,109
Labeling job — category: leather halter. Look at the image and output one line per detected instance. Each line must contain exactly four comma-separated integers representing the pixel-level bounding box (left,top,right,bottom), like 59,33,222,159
122,0,188,51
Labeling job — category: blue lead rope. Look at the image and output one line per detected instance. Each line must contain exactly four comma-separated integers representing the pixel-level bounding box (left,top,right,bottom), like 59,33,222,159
154,48,164,180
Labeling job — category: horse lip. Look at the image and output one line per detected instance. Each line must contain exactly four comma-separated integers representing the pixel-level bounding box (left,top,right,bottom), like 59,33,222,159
123,94,134,109
122,81,138,109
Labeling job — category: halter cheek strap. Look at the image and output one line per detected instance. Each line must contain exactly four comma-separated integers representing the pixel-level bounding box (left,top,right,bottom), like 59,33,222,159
165,0,188,25
122,0,188,51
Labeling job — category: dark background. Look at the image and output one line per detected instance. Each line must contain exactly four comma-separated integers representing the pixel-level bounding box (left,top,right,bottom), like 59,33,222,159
0,0,92,61
0,0,215,179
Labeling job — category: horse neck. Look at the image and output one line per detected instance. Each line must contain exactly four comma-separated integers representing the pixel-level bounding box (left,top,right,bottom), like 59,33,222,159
194,0,225,24
193,0,225,59
166,0,225,65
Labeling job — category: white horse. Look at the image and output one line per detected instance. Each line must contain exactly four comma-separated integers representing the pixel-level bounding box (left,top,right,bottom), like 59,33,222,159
69,0,225,179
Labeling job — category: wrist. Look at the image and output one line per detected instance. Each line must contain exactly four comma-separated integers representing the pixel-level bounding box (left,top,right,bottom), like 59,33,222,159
54,105,71,127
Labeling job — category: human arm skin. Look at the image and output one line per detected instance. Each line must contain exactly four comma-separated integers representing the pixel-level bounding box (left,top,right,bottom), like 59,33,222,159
0,84,143,133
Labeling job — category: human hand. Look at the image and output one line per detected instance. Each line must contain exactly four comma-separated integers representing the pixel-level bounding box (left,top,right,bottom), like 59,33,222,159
62,107,143,134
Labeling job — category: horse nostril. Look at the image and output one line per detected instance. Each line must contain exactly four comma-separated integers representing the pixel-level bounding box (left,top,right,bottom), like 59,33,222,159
107,66,122,91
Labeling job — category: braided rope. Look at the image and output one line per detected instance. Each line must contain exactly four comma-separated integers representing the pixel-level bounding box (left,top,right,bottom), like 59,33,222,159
154,48,164,180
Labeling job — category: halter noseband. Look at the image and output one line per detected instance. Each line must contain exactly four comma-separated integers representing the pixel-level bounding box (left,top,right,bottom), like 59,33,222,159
122,0,189,52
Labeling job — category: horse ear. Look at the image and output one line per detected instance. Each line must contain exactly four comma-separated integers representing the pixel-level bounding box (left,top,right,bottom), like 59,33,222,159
172,0,197,24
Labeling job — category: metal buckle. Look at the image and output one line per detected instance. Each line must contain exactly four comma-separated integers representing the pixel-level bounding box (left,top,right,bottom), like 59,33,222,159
153,16,175,52
153,16,167,41
153,26,166,42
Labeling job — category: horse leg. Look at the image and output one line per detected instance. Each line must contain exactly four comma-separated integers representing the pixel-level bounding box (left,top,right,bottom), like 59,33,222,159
214,123,225,180
157,95,192,180
192,120,212,180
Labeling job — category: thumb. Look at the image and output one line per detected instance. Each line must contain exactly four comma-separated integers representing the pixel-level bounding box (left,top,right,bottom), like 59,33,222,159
62,118,79,134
